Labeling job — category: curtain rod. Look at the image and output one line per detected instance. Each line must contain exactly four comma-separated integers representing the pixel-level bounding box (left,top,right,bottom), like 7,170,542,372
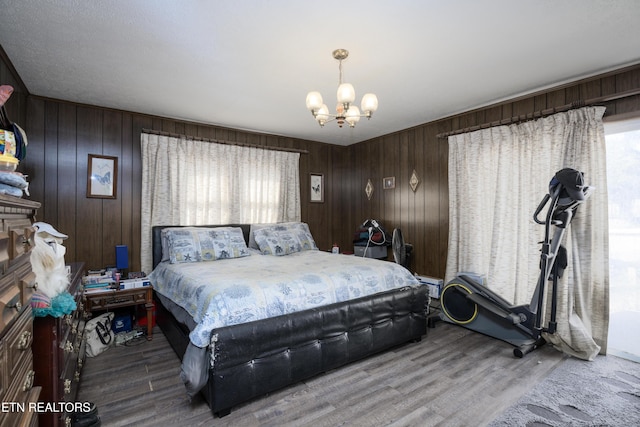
437,88,640,139
141,129,309,154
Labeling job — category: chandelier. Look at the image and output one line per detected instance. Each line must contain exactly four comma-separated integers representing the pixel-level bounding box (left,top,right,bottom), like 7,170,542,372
305,49,378,128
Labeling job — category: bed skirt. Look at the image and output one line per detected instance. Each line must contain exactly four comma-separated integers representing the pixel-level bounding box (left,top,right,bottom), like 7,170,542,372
156,284,428,417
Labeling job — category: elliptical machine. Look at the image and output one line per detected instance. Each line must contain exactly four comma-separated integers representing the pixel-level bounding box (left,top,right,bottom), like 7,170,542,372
439,168,593,357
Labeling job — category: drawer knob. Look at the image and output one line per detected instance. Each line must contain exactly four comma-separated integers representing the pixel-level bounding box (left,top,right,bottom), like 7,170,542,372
24,227,35,248
17,330,31,350
22,370,35,391
64,378,72,394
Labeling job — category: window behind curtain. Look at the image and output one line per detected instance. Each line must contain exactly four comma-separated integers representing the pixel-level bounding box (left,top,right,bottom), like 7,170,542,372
604,118,640,362
139,133,301,273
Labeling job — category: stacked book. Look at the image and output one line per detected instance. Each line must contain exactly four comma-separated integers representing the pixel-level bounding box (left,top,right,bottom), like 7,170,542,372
83,270,116,294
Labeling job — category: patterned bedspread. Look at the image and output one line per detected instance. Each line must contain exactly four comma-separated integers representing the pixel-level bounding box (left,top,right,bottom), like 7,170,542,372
149,250,421,348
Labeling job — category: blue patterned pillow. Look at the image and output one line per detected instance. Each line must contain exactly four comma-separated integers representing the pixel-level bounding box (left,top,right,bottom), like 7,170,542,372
253,222,318,256
164,227,249,263
205,227,250,260
249,222,295,249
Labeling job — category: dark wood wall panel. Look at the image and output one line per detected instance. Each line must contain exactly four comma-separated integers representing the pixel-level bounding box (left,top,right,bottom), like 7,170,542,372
347,65,640,279
4,44,639,278
21,98,338,271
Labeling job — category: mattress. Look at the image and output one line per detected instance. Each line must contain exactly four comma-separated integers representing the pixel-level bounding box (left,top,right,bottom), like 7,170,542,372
149,249,421,348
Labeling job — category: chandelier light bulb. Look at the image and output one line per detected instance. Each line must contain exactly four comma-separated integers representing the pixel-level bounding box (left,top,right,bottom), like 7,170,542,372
336,83,355,105
316,104,330,126
306,91,323,112
361,93,379,117
345,106,361,127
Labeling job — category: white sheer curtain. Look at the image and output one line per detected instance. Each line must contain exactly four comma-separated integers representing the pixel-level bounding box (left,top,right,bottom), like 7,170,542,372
446,106,609,360
140,133,301,273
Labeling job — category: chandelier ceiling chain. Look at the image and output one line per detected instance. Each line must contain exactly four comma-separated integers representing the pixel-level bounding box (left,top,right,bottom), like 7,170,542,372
306,49,378,128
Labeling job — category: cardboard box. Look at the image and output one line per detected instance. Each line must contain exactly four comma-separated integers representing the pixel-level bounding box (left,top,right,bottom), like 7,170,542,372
416,275,444,299
112,313,132,333
353,245,388,259
456,272,486,286
118,278,151,290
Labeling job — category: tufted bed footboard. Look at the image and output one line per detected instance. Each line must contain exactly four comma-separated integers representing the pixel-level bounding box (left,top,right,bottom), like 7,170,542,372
157,284,428,417
151,223,429,417
206,285,427,416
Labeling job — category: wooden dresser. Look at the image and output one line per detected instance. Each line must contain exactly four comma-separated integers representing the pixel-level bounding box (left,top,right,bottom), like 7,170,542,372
32,262,86,427
0,194,41,427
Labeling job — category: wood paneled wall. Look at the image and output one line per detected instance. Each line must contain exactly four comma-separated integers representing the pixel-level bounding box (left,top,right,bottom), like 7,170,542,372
3,45,639,276
348,65,640,279
21,101,349,271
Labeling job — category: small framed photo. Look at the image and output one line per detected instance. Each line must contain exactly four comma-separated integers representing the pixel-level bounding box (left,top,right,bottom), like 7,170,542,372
310,173,324,203
383,176,396,190
87,154,118,199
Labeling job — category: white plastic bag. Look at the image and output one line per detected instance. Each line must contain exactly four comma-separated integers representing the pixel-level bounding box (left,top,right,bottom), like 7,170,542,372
85,312,114,357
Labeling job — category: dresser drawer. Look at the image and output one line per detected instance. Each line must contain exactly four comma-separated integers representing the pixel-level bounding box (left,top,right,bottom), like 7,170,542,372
5,306,34,382
15,262,37,309
1,353,39,427
0,308,39,427
0,339,6,407
0,231,9,273
0,285,21,335
5,219,34,264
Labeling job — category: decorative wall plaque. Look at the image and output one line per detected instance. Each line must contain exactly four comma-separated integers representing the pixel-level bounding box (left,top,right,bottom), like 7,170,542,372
365,179,374,200
410,169,420,192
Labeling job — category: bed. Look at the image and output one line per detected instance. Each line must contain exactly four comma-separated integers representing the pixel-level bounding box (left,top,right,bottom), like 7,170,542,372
149,223,429,417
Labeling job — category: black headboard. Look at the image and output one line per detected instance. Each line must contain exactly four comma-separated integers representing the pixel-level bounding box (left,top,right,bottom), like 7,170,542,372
151,224,252,269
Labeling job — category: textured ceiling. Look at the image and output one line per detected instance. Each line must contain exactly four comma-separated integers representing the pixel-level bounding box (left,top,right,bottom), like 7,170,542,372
1,0,639,145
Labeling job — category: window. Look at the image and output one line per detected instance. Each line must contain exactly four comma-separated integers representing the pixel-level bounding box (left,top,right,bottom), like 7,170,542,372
604,117,640,362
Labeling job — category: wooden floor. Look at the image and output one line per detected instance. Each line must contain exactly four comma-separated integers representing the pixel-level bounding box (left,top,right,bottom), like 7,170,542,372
77,320,566,427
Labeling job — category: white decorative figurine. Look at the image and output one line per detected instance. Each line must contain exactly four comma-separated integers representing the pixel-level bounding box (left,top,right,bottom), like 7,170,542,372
30,222,75,316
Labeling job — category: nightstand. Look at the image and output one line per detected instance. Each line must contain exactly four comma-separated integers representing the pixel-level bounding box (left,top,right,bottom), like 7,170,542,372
83,286,154,339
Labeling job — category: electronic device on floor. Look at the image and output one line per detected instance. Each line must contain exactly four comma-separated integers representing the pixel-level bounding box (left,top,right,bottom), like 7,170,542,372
438,168,593,357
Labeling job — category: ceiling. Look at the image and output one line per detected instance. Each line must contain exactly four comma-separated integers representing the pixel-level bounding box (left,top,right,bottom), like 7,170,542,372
1,1,639,146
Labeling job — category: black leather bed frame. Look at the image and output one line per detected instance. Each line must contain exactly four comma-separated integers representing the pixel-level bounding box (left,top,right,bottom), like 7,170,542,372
151,224,429,417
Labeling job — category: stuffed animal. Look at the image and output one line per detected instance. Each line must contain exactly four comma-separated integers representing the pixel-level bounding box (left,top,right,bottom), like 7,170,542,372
30,222,70,298
0,85,13,107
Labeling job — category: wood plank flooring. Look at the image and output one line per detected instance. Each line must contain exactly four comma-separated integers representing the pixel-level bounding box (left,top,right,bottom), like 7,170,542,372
77,321,567,426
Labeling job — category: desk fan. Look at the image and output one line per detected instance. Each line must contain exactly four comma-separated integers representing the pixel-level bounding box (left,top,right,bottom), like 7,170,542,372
392,229,413,269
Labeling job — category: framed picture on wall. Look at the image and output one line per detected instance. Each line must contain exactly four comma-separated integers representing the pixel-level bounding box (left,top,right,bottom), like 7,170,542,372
383,176,396,190
87,154,118,199
310,173,324,203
